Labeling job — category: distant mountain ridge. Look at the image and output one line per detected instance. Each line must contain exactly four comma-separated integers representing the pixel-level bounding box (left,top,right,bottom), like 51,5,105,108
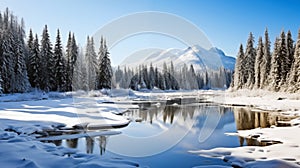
120,45,236,71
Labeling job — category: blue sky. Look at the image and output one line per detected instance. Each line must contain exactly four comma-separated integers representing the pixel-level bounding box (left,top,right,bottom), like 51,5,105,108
1,0,300,65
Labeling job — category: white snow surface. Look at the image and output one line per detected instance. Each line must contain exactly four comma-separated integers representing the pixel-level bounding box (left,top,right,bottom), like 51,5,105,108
1,89,300,167
191,89,300,167
0,91,136,168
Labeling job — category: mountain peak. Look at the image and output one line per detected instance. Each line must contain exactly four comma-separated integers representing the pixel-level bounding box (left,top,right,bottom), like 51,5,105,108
120,45,236,71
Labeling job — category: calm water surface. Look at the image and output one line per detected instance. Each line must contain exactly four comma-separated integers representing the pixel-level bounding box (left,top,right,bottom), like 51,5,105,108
46,102,276,167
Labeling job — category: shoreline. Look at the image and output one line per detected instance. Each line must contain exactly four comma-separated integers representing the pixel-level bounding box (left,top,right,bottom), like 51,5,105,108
192,89,300,167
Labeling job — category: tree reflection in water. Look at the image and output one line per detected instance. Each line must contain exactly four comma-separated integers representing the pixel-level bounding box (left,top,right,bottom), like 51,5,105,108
234,107,283,146
233,107,276,130
98,136,107,155
66,138,78,148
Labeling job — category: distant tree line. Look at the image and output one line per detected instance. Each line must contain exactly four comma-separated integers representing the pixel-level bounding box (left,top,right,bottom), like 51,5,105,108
232,28,300,92
0,8,112,94
113,63,233,90
0,8,233,94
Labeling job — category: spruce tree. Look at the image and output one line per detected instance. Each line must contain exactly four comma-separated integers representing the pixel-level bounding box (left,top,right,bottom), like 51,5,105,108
13,25,30,92
254,37,263,89
85,36,97,90
40,25,54,91
288,29,300,92
286,30,294,82
278,31,288,87
65,32,78,91
189,64,198,89
149,63,155,89
65,32,72,90
244,32,256,88
270,38,281,91
1,13,14,93
233,44,245,89
260,28,271,88
29,34,41,89
53,29,66,91
97,38,112,89
27,29,34,79
70,34,78,90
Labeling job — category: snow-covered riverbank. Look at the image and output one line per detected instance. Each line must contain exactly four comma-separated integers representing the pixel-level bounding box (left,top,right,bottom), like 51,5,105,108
192,89,300,168
0,91,137,168
1,89,300,167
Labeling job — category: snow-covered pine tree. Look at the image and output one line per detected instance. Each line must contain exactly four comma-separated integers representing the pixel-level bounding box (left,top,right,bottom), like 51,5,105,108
65,32,72,90
203,70,209,89
12,23,30,93
65,32,78,91
53,29,66,91
278,31,288,88
70,34,78,90
85,36,97,90
154,67,159,89
269,38,281,91
141,65,150,89
158,72,165,90
254,37,264,89
180,63,188,89
97,38,112,89
244,32,256,89
27,29,34,81
218,67,227,88
119,66,127,88
40,25,54,91
149,63,155,89
163,62,170,90
0,9,15,93
288,29,300,92
286,30,294,69
233,44,245,89
114,66,123,88
189,64,198,89
73,47,88,91
260,28,271,88
285,30,294,87
29,34,41,89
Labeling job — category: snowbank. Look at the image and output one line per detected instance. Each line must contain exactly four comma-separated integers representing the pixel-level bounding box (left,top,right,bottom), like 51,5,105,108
0,130,139,168
215,89,300,111
190,89,300,167
0,91,138,167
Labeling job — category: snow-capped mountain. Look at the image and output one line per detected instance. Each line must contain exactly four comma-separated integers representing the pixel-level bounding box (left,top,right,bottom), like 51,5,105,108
120,45,236,71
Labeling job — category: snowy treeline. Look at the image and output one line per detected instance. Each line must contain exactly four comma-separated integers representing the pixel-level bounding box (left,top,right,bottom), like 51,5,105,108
0,8,30,93
0,8,112,94
232,28,300,92
113,63,232,90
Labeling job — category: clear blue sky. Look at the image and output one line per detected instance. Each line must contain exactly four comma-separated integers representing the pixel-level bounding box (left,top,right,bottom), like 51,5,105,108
1,0,300,65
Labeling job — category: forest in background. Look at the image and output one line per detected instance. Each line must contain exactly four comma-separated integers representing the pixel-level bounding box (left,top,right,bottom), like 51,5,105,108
0,8,233,94
232,28,300,93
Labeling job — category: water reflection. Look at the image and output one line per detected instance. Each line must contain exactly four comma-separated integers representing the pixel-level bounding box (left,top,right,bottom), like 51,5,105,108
233,107,276,130
98,136,107,155
84,136,108,155
233,107,283,147
40,102,287,167
86,136,94,154
124,103,228,125
66,139,78,148
239,136,282,147
41,102,244,167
